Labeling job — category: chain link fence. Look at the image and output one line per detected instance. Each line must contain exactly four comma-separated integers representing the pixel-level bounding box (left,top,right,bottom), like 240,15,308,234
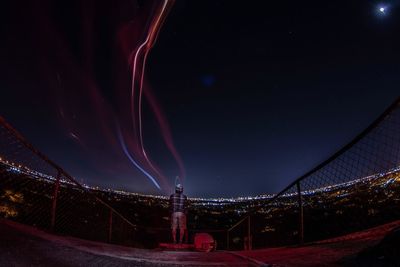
228,97,400,250
0,116,136,246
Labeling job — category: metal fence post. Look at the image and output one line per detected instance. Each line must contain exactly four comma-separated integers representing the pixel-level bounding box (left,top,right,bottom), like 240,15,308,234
296,181,304,245
247,215,252,250
50,171,61,232
226,230,230,250
108,209,113,243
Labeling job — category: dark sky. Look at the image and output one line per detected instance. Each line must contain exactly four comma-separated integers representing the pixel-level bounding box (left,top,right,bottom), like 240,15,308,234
0,0,399,197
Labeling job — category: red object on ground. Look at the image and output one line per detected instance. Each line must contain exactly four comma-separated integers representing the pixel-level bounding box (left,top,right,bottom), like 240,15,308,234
194,233,216,252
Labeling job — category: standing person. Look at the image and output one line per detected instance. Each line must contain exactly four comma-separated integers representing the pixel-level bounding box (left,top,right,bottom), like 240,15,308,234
169,184,187,243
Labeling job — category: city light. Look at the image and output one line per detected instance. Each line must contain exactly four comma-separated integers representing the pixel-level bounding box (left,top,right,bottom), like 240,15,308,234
1,156,399,206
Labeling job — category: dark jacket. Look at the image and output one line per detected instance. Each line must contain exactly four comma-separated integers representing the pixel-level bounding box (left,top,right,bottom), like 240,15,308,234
169,193,187,214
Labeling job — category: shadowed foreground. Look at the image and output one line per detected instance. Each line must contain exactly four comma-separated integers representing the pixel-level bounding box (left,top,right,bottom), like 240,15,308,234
1,219,400,266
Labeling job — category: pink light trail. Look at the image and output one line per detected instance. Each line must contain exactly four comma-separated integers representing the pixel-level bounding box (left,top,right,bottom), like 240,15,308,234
121,0,186,191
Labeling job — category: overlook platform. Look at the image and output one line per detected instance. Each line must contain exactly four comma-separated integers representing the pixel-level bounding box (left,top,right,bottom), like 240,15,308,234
1,219,400,266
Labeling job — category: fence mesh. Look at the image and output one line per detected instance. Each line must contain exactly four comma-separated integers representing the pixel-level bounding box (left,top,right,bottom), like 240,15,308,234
0,117,136,246
228,97,400,250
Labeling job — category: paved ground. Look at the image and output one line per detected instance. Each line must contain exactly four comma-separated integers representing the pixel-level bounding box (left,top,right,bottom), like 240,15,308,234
1,219,400,266
238,220,400,266
0,220,256,266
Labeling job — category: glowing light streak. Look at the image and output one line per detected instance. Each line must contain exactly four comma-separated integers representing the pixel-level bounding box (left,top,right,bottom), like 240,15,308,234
117,127,161,190
69,132,80,141
131,0,170,177
126,0,181,190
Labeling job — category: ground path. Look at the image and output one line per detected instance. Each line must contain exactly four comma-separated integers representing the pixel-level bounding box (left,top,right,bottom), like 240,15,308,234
1,219,399,266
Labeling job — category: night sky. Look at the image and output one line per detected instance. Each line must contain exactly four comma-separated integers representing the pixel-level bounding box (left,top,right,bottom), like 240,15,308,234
0,0,399,197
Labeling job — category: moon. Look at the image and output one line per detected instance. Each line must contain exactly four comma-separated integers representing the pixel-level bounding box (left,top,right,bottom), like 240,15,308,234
377,5,389,15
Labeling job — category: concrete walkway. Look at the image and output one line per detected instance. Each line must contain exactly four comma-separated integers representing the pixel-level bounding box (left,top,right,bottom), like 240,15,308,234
1,219,399,266
0,220,258,266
